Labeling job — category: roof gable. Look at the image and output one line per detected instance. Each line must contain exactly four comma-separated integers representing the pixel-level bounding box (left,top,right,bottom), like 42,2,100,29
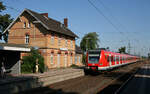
4,8,78,38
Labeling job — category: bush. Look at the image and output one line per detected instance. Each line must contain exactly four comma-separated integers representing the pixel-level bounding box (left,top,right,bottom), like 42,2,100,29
70,64,79,68
82,55,87,65
21,49,44,73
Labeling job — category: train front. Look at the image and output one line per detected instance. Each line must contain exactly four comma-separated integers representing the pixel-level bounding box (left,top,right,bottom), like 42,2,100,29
86,50,101,71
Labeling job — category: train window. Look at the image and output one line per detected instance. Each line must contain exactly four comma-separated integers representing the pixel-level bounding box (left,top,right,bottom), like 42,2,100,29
105,55,107,59
111,56,113,62
107,55,109,62
88,55,100,63
109,55,111,63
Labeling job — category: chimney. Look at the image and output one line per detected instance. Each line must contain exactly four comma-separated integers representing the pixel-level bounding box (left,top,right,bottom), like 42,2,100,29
41,13,48,17
64,18,68,27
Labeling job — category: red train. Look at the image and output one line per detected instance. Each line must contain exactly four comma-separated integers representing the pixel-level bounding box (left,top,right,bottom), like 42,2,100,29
86,49,139,71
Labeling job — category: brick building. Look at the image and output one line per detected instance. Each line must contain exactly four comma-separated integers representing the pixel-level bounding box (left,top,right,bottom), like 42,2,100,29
4,9,83,69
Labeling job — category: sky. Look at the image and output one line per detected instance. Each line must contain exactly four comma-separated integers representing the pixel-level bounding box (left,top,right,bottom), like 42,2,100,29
1,0,150,56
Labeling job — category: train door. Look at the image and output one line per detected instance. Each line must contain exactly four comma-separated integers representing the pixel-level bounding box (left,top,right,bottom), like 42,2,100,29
111,55,114,66
123,56,124,64
115,55,117,65
119,56,120,65
120,56,122,64
109,54,112,67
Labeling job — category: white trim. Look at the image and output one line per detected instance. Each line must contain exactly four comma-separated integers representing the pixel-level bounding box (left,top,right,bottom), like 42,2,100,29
98,66,110,70
98,61,135,71
1,46,31,52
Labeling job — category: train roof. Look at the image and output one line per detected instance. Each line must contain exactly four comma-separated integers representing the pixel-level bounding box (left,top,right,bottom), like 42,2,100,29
88,49,138,57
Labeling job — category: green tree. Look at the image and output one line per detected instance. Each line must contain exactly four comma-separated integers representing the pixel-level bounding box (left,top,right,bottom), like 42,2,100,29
148,53,150,59
21,49,45,73
80,32,99,65
0,2,13,42
80,32,99,53
118,46,126,54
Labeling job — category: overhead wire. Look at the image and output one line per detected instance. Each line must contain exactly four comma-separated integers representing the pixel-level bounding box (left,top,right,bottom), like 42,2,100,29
87,0,134,52
97,0,142,53
87,0,125,35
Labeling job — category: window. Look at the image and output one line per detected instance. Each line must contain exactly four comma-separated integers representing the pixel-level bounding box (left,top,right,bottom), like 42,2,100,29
51,36,54,45
75,56,77,64
50,54,53,64
70,40,73,48
111,56,113,62
28,22,31,28
58,37,61,46
79,56,81,63
23,22,26,28
25,34,29,44
70,56,72,65
115,55,117,64
119,56,120,64
57,54,60,68
65,39,68,47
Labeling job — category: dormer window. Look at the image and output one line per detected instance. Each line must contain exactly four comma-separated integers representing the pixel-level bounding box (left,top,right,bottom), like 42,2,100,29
28,22,31,28
23,22,26,28
60,23,63,28
25,34,29,44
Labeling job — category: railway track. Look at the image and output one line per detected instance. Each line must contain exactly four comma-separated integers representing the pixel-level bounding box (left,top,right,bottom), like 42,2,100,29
22,61,146,94
113,62,150,94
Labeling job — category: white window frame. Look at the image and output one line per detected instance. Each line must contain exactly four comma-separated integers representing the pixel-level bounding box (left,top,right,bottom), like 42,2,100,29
28,22,31,28
25,34,29,44
23,22,26,28
50,54,53,64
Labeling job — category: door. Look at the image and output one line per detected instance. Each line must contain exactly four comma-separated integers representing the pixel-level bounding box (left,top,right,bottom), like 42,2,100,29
70,56,72,66
115,55,117,65
57,54,60,68
119,56,120,64
64,55,67,67
109,54,112,67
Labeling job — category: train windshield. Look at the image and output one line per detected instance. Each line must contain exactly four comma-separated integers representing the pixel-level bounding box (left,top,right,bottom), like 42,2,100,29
88,50,101,63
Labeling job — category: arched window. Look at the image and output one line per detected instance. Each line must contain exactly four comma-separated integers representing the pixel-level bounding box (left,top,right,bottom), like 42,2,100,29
25,34,29,44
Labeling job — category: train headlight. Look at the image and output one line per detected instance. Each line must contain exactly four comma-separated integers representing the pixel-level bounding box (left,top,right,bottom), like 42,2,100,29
99,63,103,65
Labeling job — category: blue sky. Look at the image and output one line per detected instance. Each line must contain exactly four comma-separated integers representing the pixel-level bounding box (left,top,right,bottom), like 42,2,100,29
1,0,150,56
